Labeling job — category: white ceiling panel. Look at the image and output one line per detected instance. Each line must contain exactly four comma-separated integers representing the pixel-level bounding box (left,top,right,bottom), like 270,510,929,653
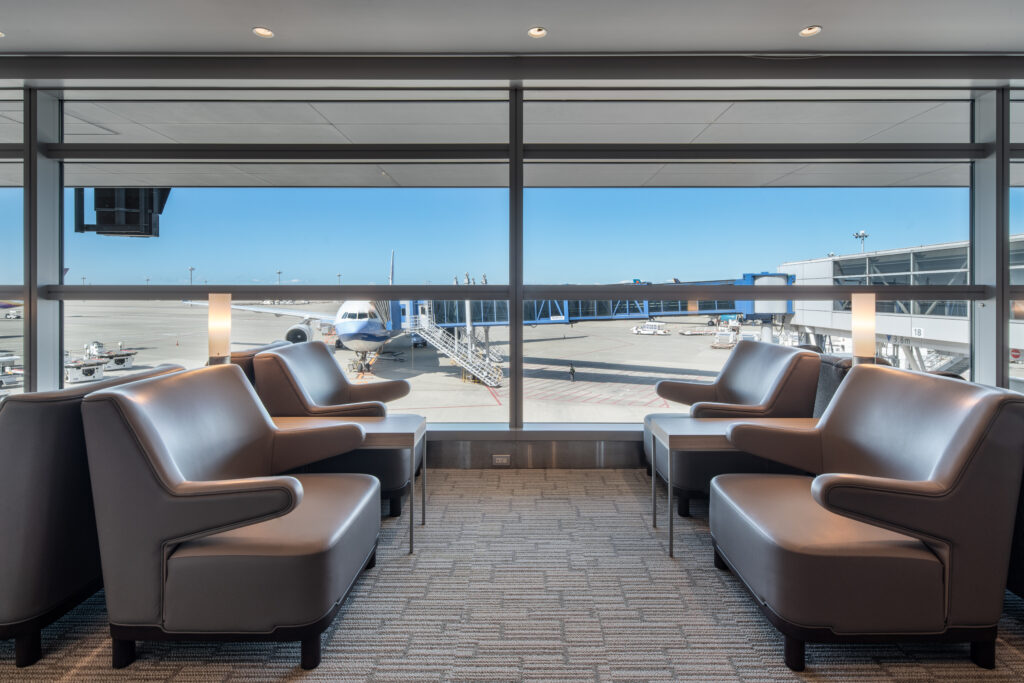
525,101,730,124
525,163,663,186
332,124,507,144
0,164,21,186
380,164,508,186
140,123,349,144
714,101,940,124
858,123,969,143
691,123,892,143
525,123,709,143
311,101,506,125
88,101,329,125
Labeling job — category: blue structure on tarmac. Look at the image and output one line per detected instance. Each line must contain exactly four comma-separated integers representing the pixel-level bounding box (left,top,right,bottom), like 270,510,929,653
389,272,795,329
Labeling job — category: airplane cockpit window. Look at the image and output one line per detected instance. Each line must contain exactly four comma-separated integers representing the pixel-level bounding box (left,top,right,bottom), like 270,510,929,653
357,313,368,319
341,312,353,319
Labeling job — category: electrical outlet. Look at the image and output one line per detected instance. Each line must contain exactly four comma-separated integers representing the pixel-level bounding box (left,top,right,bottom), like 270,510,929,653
492,453,511,466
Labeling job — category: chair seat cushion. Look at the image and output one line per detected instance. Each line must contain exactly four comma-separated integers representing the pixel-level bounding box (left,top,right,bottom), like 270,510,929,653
710,473,945,635
163,473,380,633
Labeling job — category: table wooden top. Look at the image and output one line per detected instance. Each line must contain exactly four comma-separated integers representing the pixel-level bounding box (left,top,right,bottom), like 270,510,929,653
272,414,426,448
647,415,818,451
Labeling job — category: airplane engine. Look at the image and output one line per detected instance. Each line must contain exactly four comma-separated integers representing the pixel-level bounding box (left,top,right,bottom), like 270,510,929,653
285,323,312,344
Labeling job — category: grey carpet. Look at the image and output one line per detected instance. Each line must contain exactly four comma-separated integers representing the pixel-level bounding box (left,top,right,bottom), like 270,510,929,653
3,469,1024,681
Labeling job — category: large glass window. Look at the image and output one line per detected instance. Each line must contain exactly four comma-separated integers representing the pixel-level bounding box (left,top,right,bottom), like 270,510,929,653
521,297,971,423
62,298,509,422
526,163,970,286
63,172,508,285
0,162,23,396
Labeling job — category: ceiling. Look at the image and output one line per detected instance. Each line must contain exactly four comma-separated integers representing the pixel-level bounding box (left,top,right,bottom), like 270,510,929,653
0,1,1023,55
0,95,1002,144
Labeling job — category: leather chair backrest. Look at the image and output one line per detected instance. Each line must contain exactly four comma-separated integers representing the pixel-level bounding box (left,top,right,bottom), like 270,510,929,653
813,354,891,418
820,365,997,481
89,364,276,483
255,341,350,409
0,364,183,625
230,340,290,384
716,340,818,408
82,365,278,626
817,364,1024,626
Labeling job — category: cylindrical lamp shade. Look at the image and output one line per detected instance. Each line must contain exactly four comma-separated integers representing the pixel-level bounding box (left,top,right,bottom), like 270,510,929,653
851,292,876,365
208,293,232,364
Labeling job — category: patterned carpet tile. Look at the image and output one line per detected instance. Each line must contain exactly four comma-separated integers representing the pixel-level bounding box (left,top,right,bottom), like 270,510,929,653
2,469,1024,681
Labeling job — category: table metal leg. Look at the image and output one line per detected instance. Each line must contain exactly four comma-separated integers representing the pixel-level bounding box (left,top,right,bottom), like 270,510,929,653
651,445,657,529
409,445,415,554
667,448,674,558
421,440,426,526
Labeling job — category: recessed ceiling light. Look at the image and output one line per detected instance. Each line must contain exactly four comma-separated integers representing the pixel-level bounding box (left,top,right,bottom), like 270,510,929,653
527,27,548,39
799,25,822,37
252,27,274,38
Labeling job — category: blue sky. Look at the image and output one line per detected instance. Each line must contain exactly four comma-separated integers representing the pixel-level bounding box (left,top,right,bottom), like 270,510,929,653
1,185,1023,285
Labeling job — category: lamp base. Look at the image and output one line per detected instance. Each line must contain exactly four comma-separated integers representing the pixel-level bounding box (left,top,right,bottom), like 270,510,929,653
208,356,229,366
852,355,876,366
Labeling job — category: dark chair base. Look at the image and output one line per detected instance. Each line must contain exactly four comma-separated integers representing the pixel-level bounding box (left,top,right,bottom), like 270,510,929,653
108,541,377,670
1,578,102,667
389,494,403,517
675,490,690,518
14,631,42,668
712,541,998,672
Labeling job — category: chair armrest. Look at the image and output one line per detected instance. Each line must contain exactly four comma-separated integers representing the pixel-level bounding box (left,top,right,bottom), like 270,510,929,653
691,401,773,419
347,379,411,404
307,401,387,417
811,473,947,540
726,423,823,473
271,421,366,472
169,476,303,541
655,379,718,405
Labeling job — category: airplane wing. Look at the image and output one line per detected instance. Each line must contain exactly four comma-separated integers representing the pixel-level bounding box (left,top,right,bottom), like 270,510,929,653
184,300,336,323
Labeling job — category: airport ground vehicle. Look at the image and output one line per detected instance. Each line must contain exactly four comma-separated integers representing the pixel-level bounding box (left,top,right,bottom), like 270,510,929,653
631,321,669,335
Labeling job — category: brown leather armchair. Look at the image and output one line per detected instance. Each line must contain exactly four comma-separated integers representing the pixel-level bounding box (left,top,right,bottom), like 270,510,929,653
229,340,291,384
642,341,820,516
0,364,183,667
712,365,1024,671
81,364,380,670
254,341,420,517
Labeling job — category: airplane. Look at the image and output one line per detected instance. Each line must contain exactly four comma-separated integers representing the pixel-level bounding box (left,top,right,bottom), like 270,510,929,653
218,252,399,373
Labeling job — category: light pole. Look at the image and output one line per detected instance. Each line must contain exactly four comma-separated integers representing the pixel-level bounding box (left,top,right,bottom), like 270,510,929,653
336,273,341,286
81,276,86,286
853,230,870,253
276,269,282,286
188,266,195,286
145,277,150,286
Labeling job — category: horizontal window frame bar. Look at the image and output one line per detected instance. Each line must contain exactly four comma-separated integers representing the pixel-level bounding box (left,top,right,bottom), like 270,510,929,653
0,285,24,298
44,284,512,301
46,143,511,162
10,54,1024,81
43,284,988,302
1009,285,1024,297
525,143,987,161
0,144,24,159
523,284,989,301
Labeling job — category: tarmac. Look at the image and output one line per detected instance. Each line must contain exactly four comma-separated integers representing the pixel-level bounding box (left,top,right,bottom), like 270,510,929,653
49,300,733,422
5,300,1013,416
